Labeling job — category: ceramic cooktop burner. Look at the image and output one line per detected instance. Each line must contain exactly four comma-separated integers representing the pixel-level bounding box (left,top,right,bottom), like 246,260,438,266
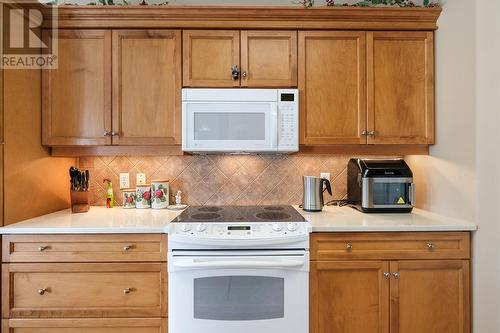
171,205,306,223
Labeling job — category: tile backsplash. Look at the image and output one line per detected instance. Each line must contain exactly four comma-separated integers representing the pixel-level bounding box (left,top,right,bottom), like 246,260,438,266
79,155,394,207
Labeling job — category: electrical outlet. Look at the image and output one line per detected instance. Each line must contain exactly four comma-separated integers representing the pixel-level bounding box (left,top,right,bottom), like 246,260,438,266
320,172,331,182
136,173,146,186
119,173,130,189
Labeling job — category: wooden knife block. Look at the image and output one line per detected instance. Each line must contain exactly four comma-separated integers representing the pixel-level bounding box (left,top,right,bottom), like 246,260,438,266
70,191,90,213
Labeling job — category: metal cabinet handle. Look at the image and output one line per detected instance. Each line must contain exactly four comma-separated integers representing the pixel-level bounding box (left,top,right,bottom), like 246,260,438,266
37,288,48,295
103,131,111,137
361,130,368,136
38,246,50,252
383,272,391,279
368,131,376,137
123,245,134,251
242,71,247,78
231,65,240,80
123,288,134,294
345,243,353,251
393,272,400,279
426,242,435,250
111,131,119,137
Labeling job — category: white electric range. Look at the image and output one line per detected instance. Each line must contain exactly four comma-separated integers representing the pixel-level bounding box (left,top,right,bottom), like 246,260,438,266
168,205,311,333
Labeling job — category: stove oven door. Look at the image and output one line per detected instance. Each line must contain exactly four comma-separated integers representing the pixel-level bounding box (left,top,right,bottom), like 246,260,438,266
168,250,309,333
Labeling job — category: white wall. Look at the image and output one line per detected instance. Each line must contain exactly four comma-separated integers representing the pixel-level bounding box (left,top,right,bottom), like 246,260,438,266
406,0,476,222
474,0,500,331
407,0,500,332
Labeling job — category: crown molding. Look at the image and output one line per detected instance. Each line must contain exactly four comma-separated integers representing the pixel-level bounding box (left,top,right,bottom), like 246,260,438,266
42,6,442,30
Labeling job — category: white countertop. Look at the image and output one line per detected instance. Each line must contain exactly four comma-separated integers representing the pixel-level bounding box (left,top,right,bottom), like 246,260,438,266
0,205,477,234
299,206,477,232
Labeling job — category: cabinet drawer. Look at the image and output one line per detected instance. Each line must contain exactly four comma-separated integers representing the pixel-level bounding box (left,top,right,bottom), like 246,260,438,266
2,234,167,262
310,232,470,260
2,318,167,333
2,263,167,318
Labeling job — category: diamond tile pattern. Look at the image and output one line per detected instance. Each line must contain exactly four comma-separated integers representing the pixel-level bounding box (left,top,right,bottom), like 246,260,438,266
80,155,394,207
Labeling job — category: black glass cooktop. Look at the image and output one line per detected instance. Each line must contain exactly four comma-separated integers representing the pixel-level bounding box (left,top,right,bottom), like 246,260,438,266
171,205,307,223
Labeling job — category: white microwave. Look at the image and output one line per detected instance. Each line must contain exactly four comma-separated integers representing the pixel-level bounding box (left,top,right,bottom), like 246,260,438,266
182,89,299,153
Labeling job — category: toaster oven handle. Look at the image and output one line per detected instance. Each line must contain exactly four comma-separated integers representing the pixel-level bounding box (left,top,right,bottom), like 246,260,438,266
409,183,416,206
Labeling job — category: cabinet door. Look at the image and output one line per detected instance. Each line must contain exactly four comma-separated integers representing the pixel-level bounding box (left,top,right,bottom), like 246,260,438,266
241,31,297,87
390,260,470,333
112,30,181,145
299,31,366,145
183,30,240,87
367,32,434,144
42,30,111,146
310,261,389,333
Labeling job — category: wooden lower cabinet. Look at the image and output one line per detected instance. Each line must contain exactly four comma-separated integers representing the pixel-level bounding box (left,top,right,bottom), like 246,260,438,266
310,233,471,333
2,318,166,333
1,235,169,333
310,261,389,333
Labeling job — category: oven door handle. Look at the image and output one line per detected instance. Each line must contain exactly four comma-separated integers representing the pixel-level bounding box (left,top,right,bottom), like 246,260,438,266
172,259,305,269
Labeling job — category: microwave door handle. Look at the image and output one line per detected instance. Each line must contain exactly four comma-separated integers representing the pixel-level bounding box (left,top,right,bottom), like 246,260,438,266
272,104,278,149
409,183,416,206
173,259,305,270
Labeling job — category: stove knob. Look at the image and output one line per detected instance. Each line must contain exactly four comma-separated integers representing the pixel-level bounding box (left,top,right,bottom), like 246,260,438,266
287,223,298,232
196,224,207,232
180,224,192,232
272,223,283,232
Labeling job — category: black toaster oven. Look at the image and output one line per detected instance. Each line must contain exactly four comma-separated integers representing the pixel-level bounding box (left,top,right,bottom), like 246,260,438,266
347,159,415,213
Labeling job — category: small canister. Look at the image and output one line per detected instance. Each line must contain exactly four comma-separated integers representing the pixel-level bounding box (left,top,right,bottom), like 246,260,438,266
151,179,170,209
136,184,151,209
122,189,137,209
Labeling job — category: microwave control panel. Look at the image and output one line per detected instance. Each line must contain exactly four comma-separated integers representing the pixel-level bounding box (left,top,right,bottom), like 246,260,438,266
277,89,299,152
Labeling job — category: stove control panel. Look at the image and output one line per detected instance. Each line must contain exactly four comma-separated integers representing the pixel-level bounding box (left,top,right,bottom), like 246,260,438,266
169,221,311,238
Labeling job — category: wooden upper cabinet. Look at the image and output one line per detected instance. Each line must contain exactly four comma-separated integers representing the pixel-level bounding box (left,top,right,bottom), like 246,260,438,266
367,32,435,144
299,31,366,145
240,31,297,87
112,30,181,145
183,30,240,87
42,30,111,146
390,260,470,333
310,261,389,333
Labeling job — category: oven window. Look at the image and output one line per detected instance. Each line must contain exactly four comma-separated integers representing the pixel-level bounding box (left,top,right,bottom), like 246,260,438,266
194,113,266,141
194,276,284,321
373,183,408,205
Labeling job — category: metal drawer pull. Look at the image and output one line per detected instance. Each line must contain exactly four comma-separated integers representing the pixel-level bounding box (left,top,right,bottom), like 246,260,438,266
393,272,400,279
123,288,135,294
426,242,435,250
345,243,353,251
383,272,391,279
123,245,134,251
37,288,48,295
38,246,50,252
